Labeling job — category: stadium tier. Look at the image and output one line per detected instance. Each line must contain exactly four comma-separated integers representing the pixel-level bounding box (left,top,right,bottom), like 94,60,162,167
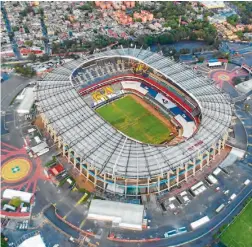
36,48,232,197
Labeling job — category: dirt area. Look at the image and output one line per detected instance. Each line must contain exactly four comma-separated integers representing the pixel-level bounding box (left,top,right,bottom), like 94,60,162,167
129,94,178,138
70,168,95,193
32,115,44,130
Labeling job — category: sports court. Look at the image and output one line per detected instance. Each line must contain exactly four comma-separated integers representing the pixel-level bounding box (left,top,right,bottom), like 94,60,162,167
96,95,173,144
220,199,252,247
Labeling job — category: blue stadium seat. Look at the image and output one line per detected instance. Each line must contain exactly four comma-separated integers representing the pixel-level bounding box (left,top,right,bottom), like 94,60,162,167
140,83,158,98
170,107,192,121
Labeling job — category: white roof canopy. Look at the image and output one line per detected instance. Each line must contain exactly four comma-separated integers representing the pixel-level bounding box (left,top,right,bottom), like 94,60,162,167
88,199,144,230
3,189,33,203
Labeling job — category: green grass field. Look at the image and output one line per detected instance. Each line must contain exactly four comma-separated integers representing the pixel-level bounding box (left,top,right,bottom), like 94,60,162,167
96,96,171,144
220,199,252,247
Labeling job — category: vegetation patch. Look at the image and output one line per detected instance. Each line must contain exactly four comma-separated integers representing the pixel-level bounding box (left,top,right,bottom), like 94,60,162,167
220,199,252,247
9,197,22,208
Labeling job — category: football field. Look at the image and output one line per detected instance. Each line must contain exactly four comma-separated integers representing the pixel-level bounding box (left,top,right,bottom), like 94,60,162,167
96,95,172,144
220,199,252,247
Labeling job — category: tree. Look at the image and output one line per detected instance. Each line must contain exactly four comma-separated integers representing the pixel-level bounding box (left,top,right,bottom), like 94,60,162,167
9,197,22,207
14,65,36,77
198,56,205,63
236,31,243,39
24,40,33,47
232,77,242,85
12,26,19,32
28,53,37,62
39,54,49,62
226,14,239,26
1,234,8,247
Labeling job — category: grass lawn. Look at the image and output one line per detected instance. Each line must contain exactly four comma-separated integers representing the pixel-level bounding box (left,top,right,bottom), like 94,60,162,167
96,95,171,144
220,199,252,247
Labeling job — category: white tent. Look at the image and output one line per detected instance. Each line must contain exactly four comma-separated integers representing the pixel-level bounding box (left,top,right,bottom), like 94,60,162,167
16,87,35,114
88,199,144,230
2,189,33,203
18,234,46,247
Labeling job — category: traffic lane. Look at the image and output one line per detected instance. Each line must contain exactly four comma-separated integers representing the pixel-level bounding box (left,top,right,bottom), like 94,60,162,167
105,185,252,247
43,205,80,239
1,76,33,110
40,223,77,247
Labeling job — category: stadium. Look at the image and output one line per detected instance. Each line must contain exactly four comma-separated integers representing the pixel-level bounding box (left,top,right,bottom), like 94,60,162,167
36,48,233,197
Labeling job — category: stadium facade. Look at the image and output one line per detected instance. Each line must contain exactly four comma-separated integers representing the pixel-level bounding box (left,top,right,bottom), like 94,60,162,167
36,48,232,197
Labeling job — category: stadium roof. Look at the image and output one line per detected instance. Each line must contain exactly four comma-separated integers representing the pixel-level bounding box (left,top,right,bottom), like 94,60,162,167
36,48,232,178
88,199,144,230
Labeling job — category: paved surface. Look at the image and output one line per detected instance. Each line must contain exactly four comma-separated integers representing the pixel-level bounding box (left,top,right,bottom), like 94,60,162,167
209,67,249,88
1,74,252,247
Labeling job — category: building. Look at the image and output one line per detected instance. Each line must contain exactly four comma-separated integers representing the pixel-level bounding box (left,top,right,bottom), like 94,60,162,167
199,1,225,9
235,79,252,94
35,48,232,198
16,86,35,115
88,199,144,230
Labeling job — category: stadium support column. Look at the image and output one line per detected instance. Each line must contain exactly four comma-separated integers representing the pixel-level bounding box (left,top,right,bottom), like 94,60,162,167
167,171,173,190
79,162,82,174
58,138,62,149
185,164,188,182
199,154,203,171
158,177,160,193
68,149,71,162
218,140,222,155
212,145,216,160
206,151,210,166
63,144,66,157
222,133,228,149
147,178,150,194
73,154,77,168
114,177,116,195
125,179,127,198
103,173,106,190
54,131,57,143
192,158,196,176
176,167,180,186
94,169,98,187
86,164,90,180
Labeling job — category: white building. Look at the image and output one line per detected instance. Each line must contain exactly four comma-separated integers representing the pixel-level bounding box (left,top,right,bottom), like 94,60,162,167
88,199,144,230
16,86,35,115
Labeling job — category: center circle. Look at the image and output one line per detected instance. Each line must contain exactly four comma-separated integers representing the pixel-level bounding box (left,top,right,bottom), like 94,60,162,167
1,158,32,183
218,74,230,80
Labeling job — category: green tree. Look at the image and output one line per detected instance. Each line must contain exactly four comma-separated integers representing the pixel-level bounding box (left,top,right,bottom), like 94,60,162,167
12,26,19,32
236,31,243,39
24,40,33,47
39,54,49,62
28,53,37,62
9,197,22,207
1,234,8,247
198,56,205,63
227,14,239,26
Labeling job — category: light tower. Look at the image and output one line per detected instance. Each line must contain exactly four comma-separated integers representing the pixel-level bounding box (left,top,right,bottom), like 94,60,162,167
1,1,21,59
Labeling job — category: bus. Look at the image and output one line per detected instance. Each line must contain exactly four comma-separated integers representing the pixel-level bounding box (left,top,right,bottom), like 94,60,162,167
215,204,225,213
